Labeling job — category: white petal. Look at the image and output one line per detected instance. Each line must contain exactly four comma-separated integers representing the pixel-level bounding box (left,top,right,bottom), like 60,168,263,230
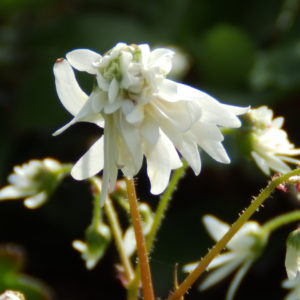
115,114,143,176
152,100,196,132
123,227,136,257
183,262,199,273
208,252,236,269
0,186,27,199
199,257,244,291
226,259,254,300
126,106,145,124
108,78,119,103
140,116,160,145
203,215,230,244
148,48,174,74
24,192,47,209
158,79,180,102
71,136,104,180
285,246,300,280
66,49,101,74
199,140,230,164
53,90,105,136
251,151,270,175
72,240,87,252
53,58,88,116
262,152,291,174
144,131,182,194
177,83,244,128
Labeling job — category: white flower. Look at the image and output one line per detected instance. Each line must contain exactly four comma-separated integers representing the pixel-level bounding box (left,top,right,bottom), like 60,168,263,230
282,274,300,300
0,158,69,209
72,223,111,270
247,106,300,175
0,290,25,300
53,42,248,203
183,215,266,300
285,228,300,280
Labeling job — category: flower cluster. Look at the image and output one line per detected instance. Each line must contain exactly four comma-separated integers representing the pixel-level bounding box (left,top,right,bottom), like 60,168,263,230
245,106,300,175
184,215,266,300
53,42,248,203
0,158,70,209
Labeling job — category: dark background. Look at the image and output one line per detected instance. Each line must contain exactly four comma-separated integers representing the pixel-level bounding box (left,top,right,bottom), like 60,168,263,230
0,0,300,299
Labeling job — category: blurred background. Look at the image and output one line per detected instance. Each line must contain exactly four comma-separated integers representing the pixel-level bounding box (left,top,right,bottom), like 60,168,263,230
0,0,300,299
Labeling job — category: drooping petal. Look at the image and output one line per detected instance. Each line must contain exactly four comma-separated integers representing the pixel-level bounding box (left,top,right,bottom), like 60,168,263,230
208,252,237,269
0,186,27,199
144,131,182,194
24,191,48,209
199,140,230,164
71,136,104,180
251,151,270,175
116,113,143,176
53,90,105,136
53,59,88,116
148,48,174,74
176,82,246,128
199,257,244,291
66,49,101,74
226,259,254,300
203,215,230,244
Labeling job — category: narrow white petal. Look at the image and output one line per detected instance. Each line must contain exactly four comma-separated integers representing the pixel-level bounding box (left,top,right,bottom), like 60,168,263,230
285,246,300,280
149,48,174,74
72,240,87,252
123,228,136,257
140,116,160,145
251,151,270,175
126,105,145,124
200,140,230,164
203,215,230,244
208,252,236,269
0,186,27,199
53,59,88,116
145,131,182,194
177,83,244,128
183,262,199,273
263,152,291,174
199,257,244,291
108,78,119,103
66,49,101,74
24,192,47,209
158,79,180,102
71,136,104,180
226,259,254,300
117,115,143,176
53,90,105,136
278,155,300,165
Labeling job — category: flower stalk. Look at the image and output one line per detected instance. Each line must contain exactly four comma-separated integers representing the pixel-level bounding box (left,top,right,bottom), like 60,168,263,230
166,168,300,300
105,196,134,283
125,178,155,300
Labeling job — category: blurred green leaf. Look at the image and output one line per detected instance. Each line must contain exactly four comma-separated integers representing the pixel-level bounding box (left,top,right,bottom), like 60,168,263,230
197,24,256,87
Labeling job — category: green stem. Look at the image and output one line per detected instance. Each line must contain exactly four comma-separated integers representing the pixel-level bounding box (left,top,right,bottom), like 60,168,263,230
166,168,300,300
89,177,102,228
105,196,134,283
261,210,300,236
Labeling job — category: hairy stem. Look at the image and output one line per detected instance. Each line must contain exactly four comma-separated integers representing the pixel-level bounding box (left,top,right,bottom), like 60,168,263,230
166,168,300,300
125,178,155,300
